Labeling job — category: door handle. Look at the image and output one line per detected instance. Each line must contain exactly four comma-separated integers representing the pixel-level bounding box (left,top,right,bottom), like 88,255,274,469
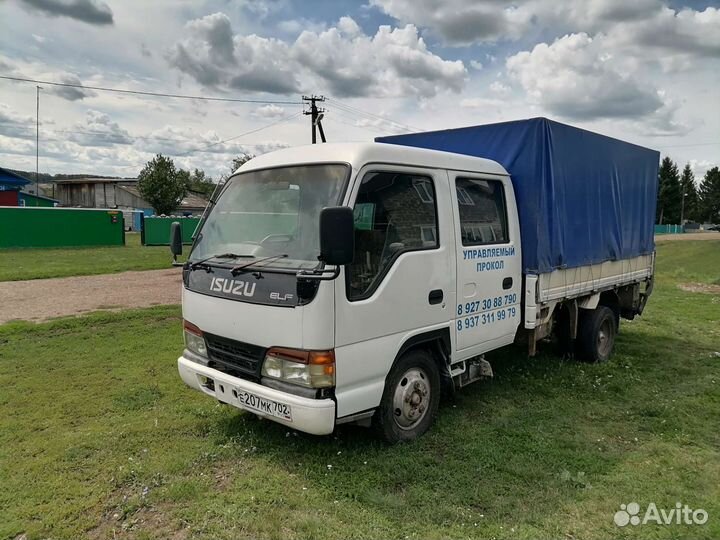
502,277,513,290
428,289,444,305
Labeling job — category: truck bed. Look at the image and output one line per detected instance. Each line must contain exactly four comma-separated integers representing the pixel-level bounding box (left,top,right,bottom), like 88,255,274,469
523,254,654,331
535,254,654,304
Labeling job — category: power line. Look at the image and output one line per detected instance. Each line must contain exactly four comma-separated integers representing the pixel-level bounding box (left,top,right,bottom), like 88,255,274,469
0,121,265,145
174,111,303,157
329,100,411,132
0,75,302,105
333,108,408,134
326,97,420,132
0,112,302,178
325,112,389,135
656,142,720,149
0,112,302,152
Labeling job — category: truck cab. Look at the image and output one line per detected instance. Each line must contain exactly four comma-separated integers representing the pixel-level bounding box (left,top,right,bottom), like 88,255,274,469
178,142,523,442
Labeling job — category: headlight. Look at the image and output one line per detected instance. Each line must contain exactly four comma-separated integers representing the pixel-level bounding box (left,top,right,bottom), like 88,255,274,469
261,347,335,388
183,320,207,357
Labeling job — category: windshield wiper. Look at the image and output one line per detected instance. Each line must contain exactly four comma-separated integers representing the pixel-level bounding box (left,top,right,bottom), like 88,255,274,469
189,253,253,271
231,253,288,275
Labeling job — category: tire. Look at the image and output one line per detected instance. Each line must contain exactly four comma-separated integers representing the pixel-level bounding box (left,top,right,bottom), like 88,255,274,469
576,306,617,363
374,349,441,443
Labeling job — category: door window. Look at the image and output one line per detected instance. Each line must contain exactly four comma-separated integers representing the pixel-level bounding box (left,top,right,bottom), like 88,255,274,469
348,171,439,300
456,178,508,246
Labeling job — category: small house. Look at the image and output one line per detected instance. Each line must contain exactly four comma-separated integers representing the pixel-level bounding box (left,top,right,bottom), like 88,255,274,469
0,167,31,206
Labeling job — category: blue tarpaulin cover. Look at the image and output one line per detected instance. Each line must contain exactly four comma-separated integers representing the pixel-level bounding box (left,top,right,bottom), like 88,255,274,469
377,117,659,274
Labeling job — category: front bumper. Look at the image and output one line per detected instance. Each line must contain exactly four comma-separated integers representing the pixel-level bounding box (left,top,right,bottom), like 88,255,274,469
178,355,336,435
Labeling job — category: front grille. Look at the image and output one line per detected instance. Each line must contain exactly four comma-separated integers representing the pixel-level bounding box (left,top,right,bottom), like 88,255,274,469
204,333,266,381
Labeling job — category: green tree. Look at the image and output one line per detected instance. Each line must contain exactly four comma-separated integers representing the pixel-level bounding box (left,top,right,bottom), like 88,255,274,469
184,168,215,198
218,154,255,185
137,154,187,215
698,166,720,223
231,154,254,173
656,156,682,224
223,154,254,179
679,163,699,223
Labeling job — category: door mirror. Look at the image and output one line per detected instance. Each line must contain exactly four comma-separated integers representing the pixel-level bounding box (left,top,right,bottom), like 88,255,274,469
170,221,183,259
319,207,354,265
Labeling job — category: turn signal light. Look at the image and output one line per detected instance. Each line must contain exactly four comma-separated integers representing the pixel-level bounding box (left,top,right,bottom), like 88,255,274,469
183,320,207,358
262,347,335,388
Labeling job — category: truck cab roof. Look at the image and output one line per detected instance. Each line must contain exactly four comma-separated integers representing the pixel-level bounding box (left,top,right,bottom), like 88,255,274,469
235,142,509,177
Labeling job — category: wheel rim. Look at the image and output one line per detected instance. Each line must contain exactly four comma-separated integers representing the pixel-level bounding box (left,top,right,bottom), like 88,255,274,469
597,317,614,356
392,367,431,430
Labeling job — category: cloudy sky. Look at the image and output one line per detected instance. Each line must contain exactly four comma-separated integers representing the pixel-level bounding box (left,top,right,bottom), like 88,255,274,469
0,0,718,180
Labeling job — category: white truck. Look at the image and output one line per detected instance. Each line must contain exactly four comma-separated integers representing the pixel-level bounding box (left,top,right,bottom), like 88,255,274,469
177,118,658,442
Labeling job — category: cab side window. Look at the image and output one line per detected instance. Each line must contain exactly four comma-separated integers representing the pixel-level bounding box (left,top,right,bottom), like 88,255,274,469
348,172,438,300
456,177,508,245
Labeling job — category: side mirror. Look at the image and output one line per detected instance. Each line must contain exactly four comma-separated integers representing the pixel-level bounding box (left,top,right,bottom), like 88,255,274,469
170,221,183,264
319,207,354,266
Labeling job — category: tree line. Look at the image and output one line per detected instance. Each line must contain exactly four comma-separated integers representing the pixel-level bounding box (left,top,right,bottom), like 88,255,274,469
136,152,720,223
137,154,253,215
657,157,720,224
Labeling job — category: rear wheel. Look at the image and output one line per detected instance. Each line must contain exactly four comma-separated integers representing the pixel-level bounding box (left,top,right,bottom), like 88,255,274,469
577,306,616,363
374,349,440,443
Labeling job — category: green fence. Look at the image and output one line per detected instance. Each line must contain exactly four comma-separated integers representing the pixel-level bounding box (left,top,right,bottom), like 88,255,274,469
0,207,125,248
654,224,685,235
142,216,201,246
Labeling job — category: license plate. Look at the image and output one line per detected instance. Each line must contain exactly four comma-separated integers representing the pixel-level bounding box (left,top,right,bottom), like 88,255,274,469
236,389,292,422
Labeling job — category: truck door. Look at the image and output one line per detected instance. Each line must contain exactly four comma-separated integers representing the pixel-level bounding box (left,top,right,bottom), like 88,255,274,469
449,171,522,356
333,165,455,418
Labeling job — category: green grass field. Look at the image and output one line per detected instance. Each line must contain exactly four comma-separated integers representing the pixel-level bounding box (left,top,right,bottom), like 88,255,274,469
0,233,183,281
1,241,718,540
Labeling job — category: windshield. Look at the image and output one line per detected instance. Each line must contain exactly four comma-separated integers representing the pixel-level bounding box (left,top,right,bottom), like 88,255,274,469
190,164,349,270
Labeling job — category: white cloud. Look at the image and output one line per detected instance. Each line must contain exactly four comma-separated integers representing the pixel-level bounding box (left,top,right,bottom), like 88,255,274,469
0,134,36,156
489,81,511,96
506,33,682,131
167,14,467,99
0,54,96,101
167,13,300,93
277,18,327,35
690,160,717,181
293,21,466,97
252,104,285,118
566,3,720,59
67,110,132,146
185,12,236,66
50,73,97,101
469,60,483,70
0,103,36,139
372,0,720,62
460,97,506,109
370,0,534,45
18,0,114,25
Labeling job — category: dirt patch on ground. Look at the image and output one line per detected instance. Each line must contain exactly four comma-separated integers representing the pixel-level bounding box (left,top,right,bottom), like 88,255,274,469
678,282,720,294
0,268,182,324
655,232,720,242
86,502,190,540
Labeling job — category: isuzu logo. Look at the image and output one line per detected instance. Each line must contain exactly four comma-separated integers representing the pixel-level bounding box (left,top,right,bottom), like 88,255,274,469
188,269,299,306
209,277,256,297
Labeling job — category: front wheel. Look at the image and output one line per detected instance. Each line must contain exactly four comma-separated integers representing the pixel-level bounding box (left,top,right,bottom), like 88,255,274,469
577,306,617,363
374,349,441,443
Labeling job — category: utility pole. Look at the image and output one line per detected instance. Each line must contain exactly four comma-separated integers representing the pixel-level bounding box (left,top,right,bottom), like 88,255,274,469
302,95,326,144
680,191,687,224
36,85,40,196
